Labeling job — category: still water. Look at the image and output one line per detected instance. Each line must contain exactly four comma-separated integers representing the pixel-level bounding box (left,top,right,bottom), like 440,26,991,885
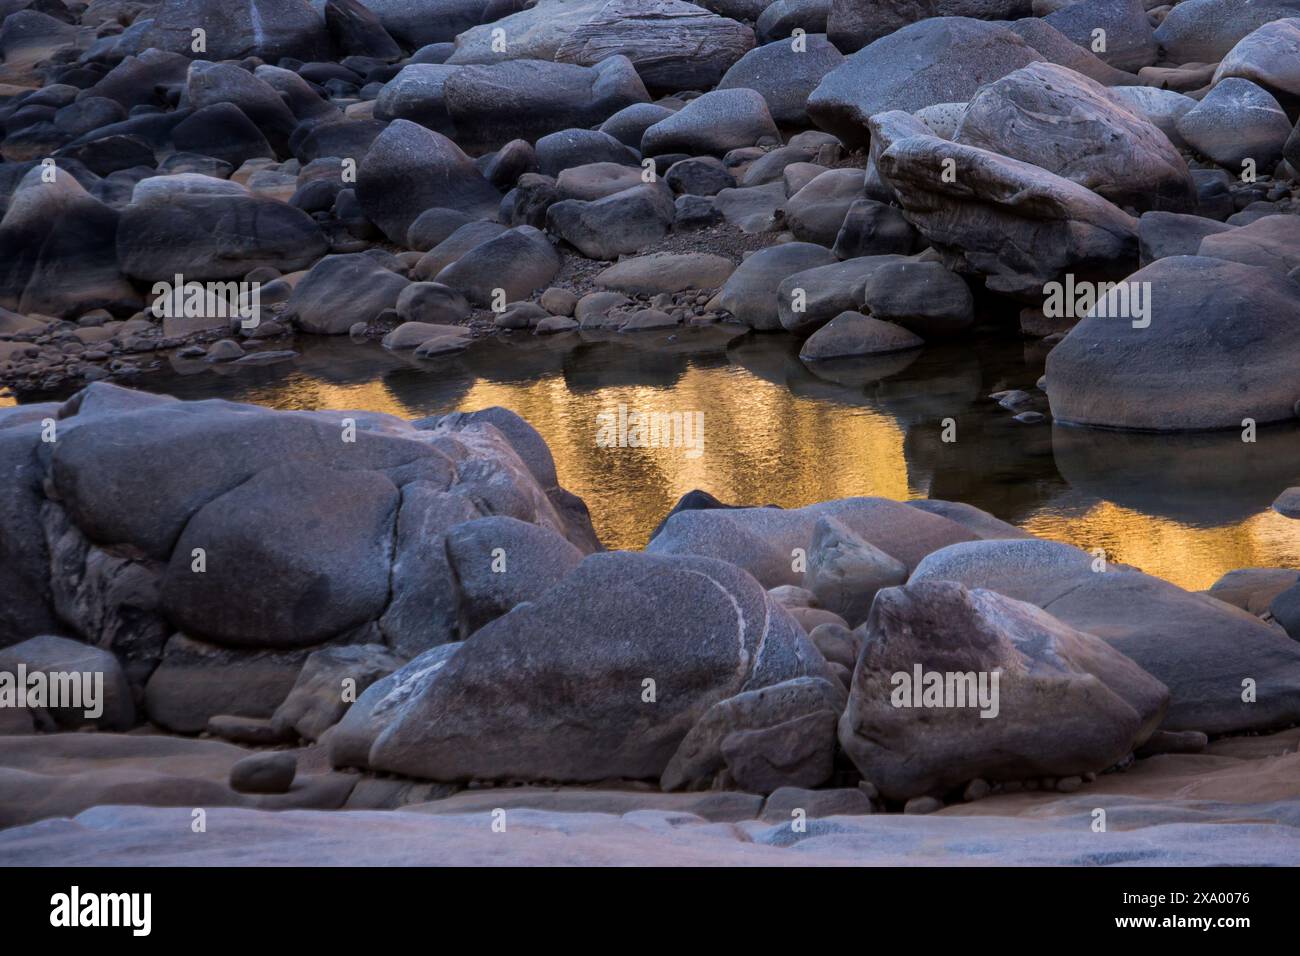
14,325,1300,591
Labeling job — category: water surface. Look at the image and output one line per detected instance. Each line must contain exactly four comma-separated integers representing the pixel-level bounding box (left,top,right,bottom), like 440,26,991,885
10,326,1299,591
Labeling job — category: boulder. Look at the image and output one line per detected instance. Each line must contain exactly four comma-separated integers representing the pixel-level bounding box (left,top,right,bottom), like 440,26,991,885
0,165,137,318
146,0,331,61
1106,86,1197,150
1137,212,1234,266
664,156,736,196
799,312,924,361
546,183,676,260
0,635,133,730
271,644,405,741
1212,17,1300,106
186,62,299,157
647,496,979,587
838,580,1169,801
229,752,297,795
356,120,500,245
758,0,832,41
395,282,471,325
283,253,409,335
873,122,1138,297
357,0,487,48
594,252,736,294
855,259,974,337
1043,0,1157,71
373,64,457,135
661,676,844,792
1153,0,1300,64
803,515,908,626
1045,256,1300,430
433,225,562,305
535,129,639,177
443,57,649,153
641,88,779,156
325,0,404,59
776,254,908,335
555,0,756,92
954,63,1195,213
808,17,1041,146
444,515,585,633
342,551,833,782
117,176,327,282
719,242,837,330
1199,214,1300,276
716,35,843,126
783,167,864,246
827,0,1032,51
1175,78,1293,170
832,199,921,258
910,539,1300,734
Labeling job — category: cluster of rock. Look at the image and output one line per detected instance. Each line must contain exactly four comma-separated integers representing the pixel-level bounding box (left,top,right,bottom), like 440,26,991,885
0,0,1295,432
3,383,1299,814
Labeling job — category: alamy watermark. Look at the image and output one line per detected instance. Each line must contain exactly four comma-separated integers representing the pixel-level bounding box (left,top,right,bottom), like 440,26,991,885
150,273,261,329
891,664,1000,718
0,665,103,720
595,403,704,459
1042,275,1151,329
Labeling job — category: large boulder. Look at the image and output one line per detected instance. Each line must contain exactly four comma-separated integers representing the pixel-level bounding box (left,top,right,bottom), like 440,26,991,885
446,0,608,63
838,580,1168,801
360,0,489,48
146,0,331,62
1198,214,1300,276
356,120,500,245
1212,17,1300,106
954,63,1196,213
873,122,1138,296
443,57,649,153
1153,0,1300,64
0,165,137,318
808,17,1041,146
827,0,1032,52
1045,256,1300,430
546,183,676,260
718,242,837,330
433,225,562,305
336,551,833,781
185,61,300,157
0,634,134,730
117,175,327,281
647,496,981,587
716,34,843,127
373,64,457,135
1043,0,1157,72
555,0,756,92
910,539,1300,735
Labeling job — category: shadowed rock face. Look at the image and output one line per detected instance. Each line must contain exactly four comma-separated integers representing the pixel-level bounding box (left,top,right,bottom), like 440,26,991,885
146,0,332,63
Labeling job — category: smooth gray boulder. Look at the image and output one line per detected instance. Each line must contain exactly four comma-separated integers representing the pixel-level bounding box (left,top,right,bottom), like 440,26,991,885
0,635,134,730
434,225,562,305
146,0,331,61
803,515,908,626
362,0,489,47
356,120,501,245
283,254,410,335
720,242,837,330
1137,211,1234,266
1154,0,1300,64
546,183,676,259
1198,214,1300,276
855,258,975,337
799,312,925,360
271,644,405,742
716,34,843,126
910,539,1300,734
1043,0,1157,72
783,167,864,246
838,580,1169,801
1045,256,1300,430
373,64,458,135
1212,17,1300,105
827,0,1031,51
344,551,833,782
641,88,779,156
776,254,908,335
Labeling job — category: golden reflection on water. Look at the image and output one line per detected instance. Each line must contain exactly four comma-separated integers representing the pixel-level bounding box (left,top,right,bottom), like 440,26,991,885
248,364,1297,593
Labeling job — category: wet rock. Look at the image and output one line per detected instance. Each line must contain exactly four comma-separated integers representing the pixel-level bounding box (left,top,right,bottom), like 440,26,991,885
1273,487,1300,519
382,322,471,351
839,580,1168,801
799,312,923,361
1272,583,1300,640
395,282,471,325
